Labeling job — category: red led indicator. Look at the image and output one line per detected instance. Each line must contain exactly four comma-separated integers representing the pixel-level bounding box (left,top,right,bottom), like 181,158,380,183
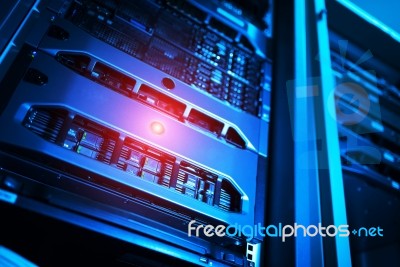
150,121,165,135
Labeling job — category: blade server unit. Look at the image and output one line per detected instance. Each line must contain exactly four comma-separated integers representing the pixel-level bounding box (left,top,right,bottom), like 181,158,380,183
0,0,271,266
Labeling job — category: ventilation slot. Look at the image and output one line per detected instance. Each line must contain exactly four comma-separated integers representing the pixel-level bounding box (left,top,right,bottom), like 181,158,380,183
209,18,237,40
91,62,137,97
56,53,90,74
138,84,186,119
62,116,118,165
24,108,67,143
225,127,246,148
162,162,174,187
117,137,175,186
219,180,242,212
176,161,217,206
187,109,224,136
238,35,255,52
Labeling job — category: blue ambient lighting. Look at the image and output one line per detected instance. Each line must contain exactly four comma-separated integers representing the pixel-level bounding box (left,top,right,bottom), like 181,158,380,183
337,0,400,43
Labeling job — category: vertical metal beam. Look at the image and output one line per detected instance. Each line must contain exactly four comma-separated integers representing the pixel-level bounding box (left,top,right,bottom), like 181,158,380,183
267,0,351,265
292,0,352,266
265,0,295,265
312,0,352,266
293,0,324,266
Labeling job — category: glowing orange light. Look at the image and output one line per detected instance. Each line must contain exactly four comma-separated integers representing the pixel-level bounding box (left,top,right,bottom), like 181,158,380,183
150,121,165,135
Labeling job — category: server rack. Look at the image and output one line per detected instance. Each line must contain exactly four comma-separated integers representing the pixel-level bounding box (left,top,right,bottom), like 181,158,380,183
0,0,399,266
